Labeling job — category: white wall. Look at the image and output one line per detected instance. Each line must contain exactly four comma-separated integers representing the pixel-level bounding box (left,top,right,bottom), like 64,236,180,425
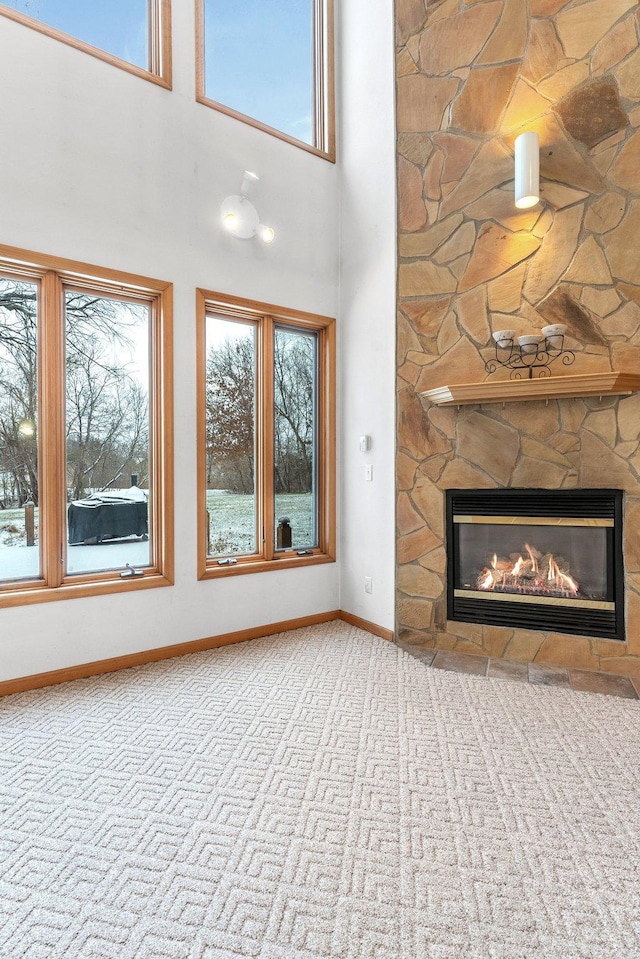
0,5,342,681
337,0,397,631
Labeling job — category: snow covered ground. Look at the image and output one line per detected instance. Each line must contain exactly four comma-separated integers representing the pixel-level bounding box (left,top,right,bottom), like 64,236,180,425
0,538,150,581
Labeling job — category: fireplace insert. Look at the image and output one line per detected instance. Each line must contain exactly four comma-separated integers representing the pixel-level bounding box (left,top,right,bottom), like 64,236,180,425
446,489,624,641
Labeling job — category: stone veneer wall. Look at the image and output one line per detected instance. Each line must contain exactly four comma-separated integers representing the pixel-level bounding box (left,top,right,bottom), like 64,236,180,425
395,0,640,677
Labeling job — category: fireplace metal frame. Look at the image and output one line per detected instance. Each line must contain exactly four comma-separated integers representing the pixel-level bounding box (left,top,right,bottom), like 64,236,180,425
446,489,625,641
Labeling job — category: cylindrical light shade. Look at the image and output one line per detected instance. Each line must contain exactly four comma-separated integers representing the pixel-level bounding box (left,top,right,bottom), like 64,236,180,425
514,131,540,209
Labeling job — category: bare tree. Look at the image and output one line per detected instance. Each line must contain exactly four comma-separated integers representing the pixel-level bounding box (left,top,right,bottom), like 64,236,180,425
205,328,315,495
0,281,148,505
0,282,38,504
66,346,148,500
206,335,255,493
273,330,314,494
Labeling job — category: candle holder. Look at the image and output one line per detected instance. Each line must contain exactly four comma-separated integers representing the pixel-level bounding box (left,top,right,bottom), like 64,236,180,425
486,327,575,380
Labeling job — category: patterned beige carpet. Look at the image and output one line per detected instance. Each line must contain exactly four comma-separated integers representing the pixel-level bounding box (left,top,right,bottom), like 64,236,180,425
0,621,639,959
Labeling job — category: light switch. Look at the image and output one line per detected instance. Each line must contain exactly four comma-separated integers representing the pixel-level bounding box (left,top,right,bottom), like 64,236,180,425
365,464,373,482
359,435,371,452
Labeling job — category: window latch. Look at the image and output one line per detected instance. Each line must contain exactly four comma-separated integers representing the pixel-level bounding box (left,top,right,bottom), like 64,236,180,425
296,549,313,556
217,557,238,566
121,563,144,578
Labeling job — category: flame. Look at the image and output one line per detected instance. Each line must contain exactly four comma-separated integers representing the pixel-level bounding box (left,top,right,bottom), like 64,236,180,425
547,557,579,595
477,543,581,598
479,569,494,590
524,543,538,573
558,570,578,595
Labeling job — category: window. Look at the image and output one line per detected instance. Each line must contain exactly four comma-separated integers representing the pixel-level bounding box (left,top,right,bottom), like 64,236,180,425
0,245,173,607
196,0,335,160
197,290,335,577
0,0,171,87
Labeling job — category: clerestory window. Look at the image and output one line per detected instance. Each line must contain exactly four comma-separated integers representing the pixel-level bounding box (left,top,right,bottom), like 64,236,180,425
0,0,171,87
196,0,335,160
0,245,173,607
197,289,335,577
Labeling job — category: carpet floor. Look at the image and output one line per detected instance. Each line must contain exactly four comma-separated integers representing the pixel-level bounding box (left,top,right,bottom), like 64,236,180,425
0,621,639,959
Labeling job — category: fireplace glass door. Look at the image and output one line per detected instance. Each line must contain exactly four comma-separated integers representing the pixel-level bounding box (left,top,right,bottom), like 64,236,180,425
456,521,609,603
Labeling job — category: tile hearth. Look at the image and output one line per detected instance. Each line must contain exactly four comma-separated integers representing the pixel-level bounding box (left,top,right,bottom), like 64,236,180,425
397,641,639,700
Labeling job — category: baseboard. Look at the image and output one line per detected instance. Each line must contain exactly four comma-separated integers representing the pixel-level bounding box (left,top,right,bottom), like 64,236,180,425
339,610,394,642
0,608,393,697
0,610,342,697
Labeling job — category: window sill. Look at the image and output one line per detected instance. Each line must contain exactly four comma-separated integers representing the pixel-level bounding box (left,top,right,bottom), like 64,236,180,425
0,572,173,610
199,551,335,580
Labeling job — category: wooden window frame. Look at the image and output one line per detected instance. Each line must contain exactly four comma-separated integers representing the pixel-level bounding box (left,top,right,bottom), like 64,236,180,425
0,0,172,89
0,243,174,609
195,0,335,162
197,289,335,579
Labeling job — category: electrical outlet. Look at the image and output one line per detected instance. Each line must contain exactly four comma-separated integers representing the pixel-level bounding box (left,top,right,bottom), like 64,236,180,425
364,576,373,594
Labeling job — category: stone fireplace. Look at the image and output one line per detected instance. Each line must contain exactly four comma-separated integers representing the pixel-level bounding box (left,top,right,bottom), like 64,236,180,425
446,488,624,641
395,0,640,679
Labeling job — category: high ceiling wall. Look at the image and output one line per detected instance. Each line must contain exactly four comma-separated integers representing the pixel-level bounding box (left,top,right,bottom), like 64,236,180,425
0,3,341,682
395,0,640,676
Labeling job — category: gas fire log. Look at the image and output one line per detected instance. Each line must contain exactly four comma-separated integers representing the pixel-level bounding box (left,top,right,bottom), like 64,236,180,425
477,542,580,597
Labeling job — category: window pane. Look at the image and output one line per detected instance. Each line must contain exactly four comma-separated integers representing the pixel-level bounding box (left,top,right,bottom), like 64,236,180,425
65,292,150,575
204,0,314,145
205,316,256,557
1,0,149,69
0,278,40,583
274,327,317,551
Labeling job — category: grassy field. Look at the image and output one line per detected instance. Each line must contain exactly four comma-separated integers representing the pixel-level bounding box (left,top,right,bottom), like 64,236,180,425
206,490,314,554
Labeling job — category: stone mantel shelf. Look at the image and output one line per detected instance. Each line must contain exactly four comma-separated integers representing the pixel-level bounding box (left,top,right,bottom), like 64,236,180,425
421,372,640,407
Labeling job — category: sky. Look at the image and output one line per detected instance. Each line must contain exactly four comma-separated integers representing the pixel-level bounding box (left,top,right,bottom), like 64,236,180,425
204,0,314,145
1,0,149,69
1,0,314,144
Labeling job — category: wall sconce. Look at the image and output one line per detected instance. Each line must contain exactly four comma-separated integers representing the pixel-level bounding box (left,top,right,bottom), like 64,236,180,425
514,132,540,210
220,170,275,243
